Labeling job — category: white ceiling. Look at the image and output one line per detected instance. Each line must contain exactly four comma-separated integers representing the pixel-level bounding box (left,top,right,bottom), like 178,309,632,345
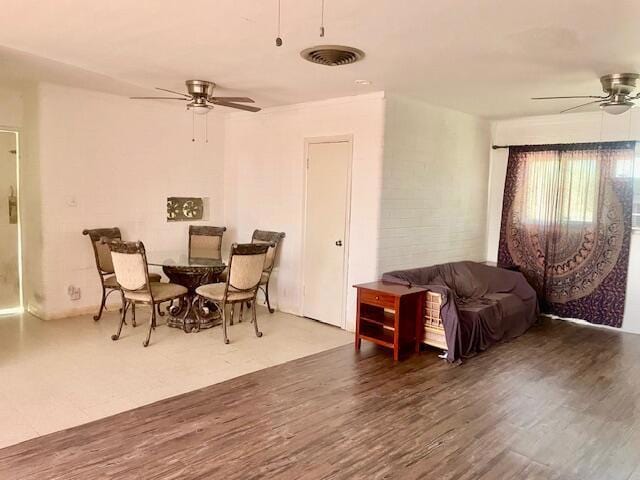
0,0,639,119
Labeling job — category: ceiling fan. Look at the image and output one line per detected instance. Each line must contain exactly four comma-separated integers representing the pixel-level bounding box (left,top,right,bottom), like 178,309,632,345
532,73,640,115
131,80,261,114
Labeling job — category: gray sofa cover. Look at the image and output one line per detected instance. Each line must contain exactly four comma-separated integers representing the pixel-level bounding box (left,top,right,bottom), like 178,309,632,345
382,261,538,362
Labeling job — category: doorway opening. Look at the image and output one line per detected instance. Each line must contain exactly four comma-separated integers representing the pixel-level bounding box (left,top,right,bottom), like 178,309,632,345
0,129,22,315
301,137,353,328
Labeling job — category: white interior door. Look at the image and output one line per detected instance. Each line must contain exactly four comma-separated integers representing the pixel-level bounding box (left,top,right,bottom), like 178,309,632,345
303,141,351,327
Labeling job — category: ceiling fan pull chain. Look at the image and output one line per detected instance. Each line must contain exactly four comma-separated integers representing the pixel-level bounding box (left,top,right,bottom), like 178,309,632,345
192,109,196,142
320,0,325,37
205,113,209,143
275,0,283,46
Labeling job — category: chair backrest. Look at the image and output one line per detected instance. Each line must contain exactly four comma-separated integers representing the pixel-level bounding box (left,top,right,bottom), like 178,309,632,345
226,243,270,294
251,230,285,272
82,227,121,274
105,239,150,292
189,226,226,260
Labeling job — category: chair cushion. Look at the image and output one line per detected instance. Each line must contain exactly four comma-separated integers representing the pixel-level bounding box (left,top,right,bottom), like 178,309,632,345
104,273,161,289
124,283,187,303
218,268,228,282
190,234,222,260
104,275,119,289
148,273,162,283
196,283,255,302
223,269,270,285
95,241,115,273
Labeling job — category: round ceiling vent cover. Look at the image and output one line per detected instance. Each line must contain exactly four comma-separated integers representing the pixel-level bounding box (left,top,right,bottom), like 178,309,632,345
300,45,365,66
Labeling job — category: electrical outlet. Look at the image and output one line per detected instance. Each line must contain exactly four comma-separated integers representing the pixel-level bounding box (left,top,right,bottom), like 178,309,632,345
67,285,81,301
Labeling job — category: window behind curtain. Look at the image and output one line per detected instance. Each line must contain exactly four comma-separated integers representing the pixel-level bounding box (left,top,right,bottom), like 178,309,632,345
522,151,603,225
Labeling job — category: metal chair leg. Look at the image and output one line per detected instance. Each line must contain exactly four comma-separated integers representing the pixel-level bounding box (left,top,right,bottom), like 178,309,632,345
157,303,165,317
264,280,274,314
143,305,156,347
120,292,128,326
111,296,129,341
131,302,137,327
222,302,230,344
252,298,262,338
117,289,127,325
247,301,254,323
94,286,107,321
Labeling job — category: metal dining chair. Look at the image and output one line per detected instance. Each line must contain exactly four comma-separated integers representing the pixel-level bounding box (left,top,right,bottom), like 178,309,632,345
83,227,162,322
188,226,226,260
251,230,285,314
195,243,270,344
106,239,188,347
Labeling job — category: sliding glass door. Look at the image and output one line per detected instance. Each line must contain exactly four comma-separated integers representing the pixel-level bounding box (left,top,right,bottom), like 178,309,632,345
0,130,21,313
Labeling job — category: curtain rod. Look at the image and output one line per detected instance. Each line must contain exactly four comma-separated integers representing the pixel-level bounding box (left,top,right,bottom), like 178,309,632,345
492,140,637,150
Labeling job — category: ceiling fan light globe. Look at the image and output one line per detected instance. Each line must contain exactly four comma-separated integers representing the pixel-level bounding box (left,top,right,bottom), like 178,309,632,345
189,104,212,115
600,102,634,115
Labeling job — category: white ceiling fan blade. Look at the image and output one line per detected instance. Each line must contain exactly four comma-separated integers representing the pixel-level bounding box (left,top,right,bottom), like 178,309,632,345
559,99,604,114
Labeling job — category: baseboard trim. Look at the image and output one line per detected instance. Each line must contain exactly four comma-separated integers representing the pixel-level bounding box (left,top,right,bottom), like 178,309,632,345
26,303,123,321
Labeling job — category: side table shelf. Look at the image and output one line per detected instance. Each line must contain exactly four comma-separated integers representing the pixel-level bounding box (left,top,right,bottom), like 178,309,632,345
353,281,426,361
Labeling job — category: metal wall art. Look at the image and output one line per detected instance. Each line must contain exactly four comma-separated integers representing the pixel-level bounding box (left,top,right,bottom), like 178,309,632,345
8,186,17,224
167,197,204,222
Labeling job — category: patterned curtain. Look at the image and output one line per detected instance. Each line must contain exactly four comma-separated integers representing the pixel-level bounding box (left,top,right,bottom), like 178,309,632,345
498,141,635,327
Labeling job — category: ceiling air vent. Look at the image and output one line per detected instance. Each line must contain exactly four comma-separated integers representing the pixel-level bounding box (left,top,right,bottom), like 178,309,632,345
300,45,365,66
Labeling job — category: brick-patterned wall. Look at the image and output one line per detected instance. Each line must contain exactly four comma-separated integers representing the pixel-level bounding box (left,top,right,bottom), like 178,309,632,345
224,93,386,331
378,95,490,274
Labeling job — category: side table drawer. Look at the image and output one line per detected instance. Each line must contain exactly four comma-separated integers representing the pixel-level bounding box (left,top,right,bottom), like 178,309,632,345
360,290,395,308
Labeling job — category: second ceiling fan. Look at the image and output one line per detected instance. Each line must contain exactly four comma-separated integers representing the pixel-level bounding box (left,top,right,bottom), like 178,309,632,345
131,80,261,113
532,73,640,115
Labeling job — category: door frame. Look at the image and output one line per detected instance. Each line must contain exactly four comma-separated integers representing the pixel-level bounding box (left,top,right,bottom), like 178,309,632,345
300,135,354,329
0,126,23,315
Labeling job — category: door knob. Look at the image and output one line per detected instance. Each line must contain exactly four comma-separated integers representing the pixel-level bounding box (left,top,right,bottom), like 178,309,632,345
335,240,343,246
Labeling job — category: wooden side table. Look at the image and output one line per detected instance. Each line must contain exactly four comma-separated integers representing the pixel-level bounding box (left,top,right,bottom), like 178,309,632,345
353,281,426,361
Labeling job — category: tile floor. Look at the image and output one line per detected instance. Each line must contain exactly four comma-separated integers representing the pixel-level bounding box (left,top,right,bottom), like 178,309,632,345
0,306,351,448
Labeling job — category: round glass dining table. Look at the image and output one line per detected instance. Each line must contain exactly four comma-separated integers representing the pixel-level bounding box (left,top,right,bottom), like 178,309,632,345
146,250,226,332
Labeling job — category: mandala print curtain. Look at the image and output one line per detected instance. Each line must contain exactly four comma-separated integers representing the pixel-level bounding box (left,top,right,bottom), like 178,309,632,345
498,141,635,327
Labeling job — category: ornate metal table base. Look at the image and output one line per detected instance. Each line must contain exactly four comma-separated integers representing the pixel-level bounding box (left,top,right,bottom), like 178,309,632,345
161,264,225,333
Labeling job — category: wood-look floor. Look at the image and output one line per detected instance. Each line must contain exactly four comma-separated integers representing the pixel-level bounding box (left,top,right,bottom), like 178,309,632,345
2,317,640,479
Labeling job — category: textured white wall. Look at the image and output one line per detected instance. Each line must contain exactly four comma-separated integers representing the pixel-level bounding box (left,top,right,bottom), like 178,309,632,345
378,95,491,273
0,87,23,128
31,83,225,319
223,93,386,331
487,111,640,333
20,85,44,316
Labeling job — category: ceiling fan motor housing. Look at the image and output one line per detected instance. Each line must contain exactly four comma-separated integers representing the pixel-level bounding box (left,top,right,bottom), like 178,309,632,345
600,73,639,95
186,80,215,98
